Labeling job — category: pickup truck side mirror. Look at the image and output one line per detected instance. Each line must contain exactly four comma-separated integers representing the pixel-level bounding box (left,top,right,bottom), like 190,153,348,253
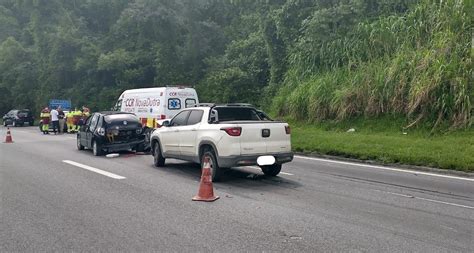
162,120,170,127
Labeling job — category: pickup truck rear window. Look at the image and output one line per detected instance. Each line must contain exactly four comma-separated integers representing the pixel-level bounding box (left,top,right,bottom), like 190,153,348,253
215,107,262,121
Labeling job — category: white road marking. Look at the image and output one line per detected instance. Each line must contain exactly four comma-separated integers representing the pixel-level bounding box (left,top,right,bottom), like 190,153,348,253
294,155,474,182
62,160,126,179
375,190,474,210
415,196,474,210
248,166,294,176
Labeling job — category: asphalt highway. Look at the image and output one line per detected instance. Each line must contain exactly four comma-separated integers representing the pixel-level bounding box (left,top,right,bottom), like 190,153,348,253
1,126,473,252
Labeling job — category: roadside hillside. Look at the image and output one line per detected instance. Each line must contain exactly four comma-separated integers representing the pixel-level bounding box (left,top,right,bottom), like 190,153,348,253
271,0,471,129
1,0,470,129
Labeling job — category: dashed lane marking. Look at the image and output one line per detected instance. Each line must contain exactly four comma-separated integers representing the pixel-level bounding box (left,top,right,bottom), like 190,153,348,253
63,160,126,179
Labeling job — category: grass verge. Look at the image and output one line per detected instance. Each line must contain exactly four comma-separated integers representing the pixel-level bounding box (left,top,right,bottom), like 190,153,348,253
288,117,474,172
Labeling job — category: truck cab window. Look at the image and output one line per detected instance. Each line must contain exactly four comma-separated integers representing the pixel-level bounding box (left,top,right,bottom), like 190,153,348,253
170,111,190,126
186,110,203,125
215,107,260,121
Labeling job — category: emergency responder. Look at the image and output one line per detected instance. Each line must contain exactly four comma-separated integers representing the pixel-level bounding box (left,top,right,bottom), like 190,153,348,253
81,106,91,127
72,108,82,132
66,110,74,133
82,106,90,117
40,107,51,134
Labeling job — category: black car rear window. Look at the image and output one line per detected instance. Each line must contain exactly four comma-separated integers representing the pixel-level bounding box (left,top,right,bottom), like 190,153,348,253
104,114,139,124
215,107,261,121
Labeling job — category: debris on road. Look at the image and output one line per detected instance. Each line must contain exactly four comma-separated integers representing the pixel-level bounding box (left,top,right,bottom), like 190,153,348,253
106,153,120,158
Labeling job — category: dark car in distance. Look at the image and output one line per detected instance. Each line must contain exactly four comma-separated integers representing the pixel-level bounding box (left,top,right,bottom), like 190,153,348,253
77,111,145,156
3,109,34,127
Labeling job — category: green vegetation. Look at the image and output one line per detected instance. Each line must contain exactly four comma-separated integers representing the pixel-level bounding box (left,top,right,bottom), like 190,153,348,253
273,0,472,129
289,117,474,171
0,0,471,170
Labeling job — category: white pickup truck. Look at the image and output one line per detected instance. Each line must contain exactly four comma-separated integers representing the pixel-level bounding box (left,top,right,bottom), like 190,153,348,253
150,104,293,181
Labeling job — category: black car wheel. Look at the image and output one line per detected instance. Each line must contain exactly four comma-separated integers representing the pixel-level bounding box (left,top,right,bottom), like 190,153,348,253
260,164,282,177
92,140,103,156
201,148,223,182
77,136,84,150
153,142,165,167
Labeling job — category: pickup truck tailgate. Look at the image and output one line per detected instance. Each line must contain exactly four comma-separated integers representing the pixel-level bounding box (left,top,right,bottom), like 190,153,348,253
239,123,267,155
239,122,291,154
262,123,291,153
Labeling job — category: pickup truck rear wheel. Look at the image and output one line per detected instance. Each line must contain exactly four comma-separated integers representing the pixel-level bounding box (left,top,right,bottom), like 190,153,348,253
201,150,222,182
153,142,165,167
260,164,282,177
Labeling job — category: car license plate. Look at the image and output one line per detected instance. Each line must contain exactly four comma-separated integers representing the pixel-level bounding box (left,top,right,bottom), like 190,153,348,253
257,156,275,166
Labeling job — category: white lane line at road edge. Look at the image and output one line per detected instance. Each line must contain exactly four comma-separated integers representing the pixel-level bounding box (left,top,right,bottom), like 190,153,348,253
374,190,474,210
247,166,294,176
294,155,474,182
62,160,126,179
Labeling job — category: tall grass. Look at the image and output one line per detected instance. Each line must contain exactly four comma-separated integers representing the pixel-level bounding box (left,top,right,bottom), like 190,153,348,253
273,0,472,129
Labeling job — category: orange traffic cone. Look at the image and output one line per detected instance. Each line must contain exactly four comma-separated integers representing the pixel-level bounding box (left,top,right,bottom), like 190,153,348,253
4,127,13,143
192,157,219,202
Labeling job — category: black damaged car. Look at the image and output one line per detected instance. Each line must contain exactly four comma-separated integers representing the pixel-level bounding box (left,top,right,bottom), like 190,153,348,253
77,111,145,156
3,109,34,127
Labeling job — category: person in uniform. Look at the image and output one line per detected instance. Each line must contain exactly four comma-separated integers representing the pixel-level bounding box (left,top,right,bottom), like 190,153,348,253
81,106,91,128
66,110,74,133
82,106,90,117
40,107,51,134
72,108,82,132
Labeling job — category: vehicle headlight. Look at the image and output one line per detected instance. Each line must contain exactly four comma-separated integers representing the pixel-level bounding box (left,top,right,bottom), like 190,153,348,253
97,128,105,136
136,128,143,134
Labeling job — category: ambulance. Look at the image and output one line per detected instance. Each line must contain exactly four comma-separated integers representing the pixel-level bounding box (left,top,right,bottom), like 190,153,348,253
113,86,199,129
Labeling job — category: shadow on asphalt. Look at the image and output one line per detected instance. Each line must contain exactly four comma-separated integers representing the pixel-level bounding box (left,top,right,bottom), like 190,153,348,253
154,160,303,190
101,150,302,190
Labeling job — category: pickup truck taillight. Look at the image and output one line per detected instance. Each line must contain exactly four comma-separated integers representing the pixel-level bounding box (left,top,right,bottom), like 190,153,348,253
221,127,242,136
285,125,291,134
